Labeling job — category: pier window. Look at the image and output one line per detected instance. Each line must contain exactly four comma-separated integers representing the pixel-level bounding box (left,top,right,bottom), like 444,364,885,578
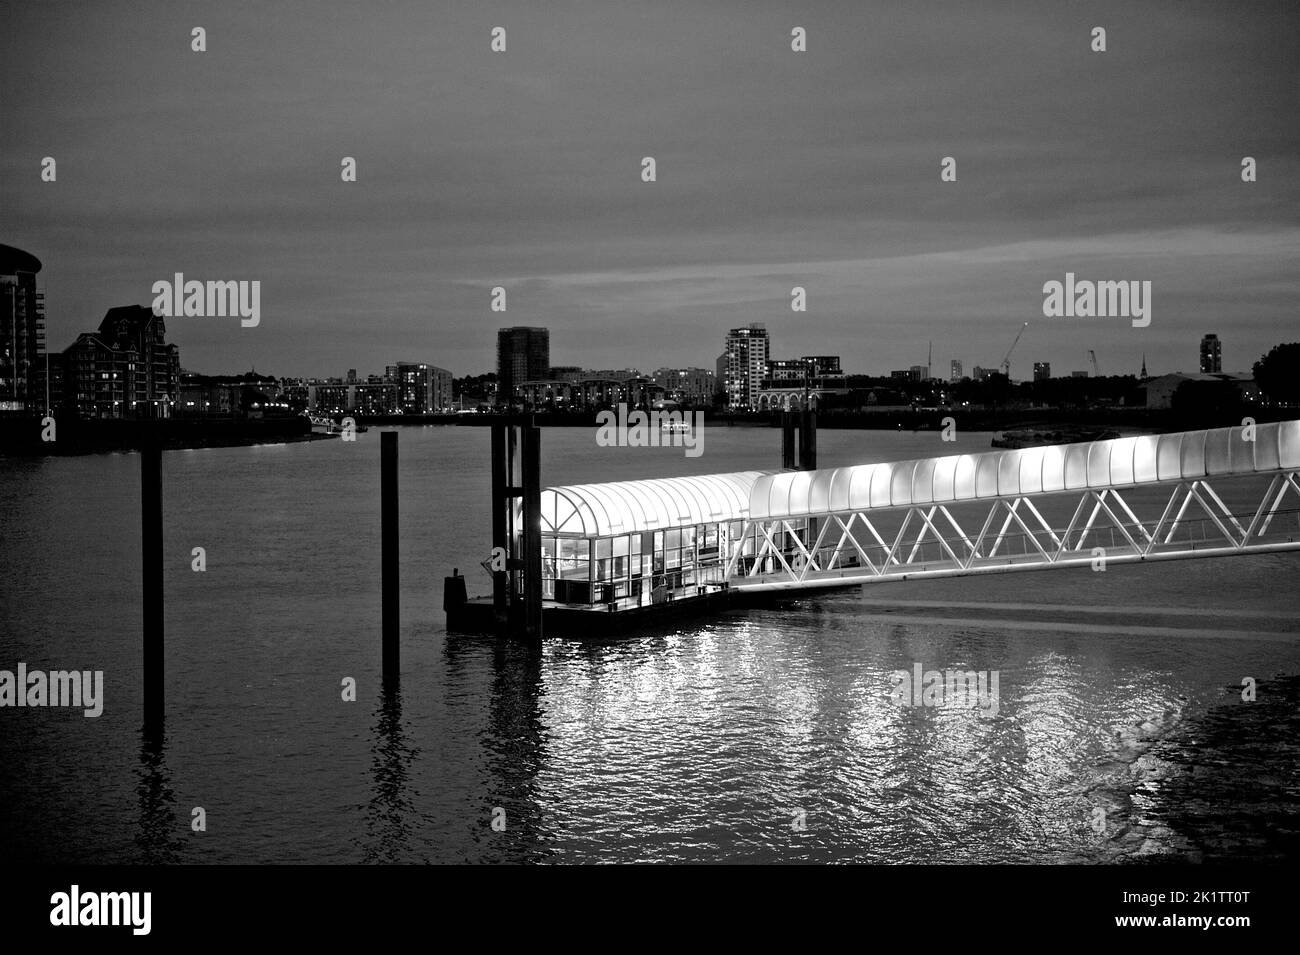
665,529,682,570
558,538,590,580
592,537,623,582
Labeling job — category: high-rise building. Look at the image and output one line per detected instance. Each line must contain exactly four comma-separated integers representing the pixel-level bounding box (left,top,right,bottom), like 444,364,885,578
0,244,45,411
721,323,770,409
1200,334,1221,373
909,365,929,382
496,327,550,405
1033,361,1051,381
950,360,963,381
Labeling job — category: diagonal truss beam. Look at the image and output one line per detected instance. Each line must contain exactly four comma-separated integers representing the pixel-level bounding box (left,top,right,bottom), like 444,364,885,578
729,470,1300,591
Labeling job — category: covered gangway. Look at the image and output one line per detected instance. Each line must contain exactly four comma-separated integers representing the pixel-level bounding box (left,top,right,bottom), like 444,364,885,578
732,421,1300,589
530,421,1300,601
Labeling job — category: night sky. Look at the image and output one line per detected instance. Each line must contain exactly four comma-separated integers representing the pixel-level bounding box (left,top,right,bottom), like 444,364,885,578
2,0,1296,379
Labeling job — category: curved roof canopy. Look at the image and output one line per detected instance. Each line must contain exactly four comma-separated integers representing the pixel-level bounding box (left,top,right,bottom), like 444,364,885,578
537,422,1300,537
749,421,1300,521
540,471,771,537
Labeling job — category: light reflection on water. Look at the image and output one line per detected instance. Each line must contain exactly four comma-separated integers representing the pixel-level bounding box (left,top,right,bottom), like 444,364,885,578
2,427,1298,863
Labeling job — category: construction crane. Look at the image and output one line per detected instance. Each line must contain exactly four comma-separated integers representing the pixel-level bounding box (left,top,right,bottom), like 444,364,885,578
1088,350,1099,376
1000,322,1029,377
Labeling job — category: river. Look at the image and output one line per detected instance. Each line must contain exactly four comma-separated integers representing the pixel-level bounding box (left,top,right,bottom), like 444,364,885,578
2,425,1297,863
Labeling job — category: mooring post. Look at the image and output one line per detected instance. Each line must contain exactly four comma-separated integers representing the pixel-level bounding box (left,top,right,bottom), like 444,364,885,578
521,421,543,641
381,430,399,681
782,411,796,469
490,422,509,629
141,434,164,732
799,409,818,470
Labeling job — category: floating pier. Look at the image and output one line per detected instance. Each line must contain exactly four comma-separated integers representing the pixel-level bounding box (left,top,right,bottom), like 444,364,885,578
447,417,1300,638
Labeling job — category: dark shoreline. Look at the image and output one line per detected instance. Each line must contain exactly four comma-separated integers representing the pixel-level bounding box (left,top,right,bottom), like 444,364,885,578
365,407,1291,434
4,406,1291,456
0,415,330,456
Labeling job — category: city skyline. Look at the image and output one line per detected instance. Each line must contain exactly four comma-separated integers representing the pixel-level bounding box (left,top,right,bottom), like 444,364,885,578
2,1,1296,381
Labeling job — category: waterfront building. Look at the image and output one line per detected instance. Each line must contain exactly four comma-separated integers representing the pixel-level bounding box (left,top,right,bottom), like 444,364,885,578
517,379,574,409
0,243,45,412
573,377,625,409
652,367,716,405
1143,371,1257,410
60,305,179,419
393,361,452,413
768,358,811,382
353,382,398,415
308,383,352,415
802,356,841,376
178,372,283,417
755,355,850,410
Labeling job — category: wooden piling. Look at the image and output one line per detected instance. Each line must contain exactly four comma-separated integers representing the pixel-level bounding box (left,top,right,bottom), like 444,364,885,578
490,423,509,628
521,422,542,640
141,436,164,731
381,431,399,681
782,412,796,469
799,409,818,470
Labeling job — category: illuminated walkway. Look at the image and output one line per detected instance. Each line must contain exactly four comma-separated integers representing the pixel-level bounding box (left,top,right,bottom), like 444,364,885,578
535,422,1300,606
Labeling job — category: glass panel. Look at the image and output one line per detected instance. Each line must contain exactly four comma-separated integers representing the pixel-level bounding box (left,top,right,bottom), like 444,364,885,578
613,535,629,557
559,558,588,580
666,529,681,549
595,538,612,558
559,538,588,560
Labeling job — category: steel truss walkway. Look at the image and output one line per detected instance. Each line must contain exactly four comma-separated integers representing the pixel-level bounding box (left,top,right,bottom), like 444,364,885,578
725,422,1300,591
